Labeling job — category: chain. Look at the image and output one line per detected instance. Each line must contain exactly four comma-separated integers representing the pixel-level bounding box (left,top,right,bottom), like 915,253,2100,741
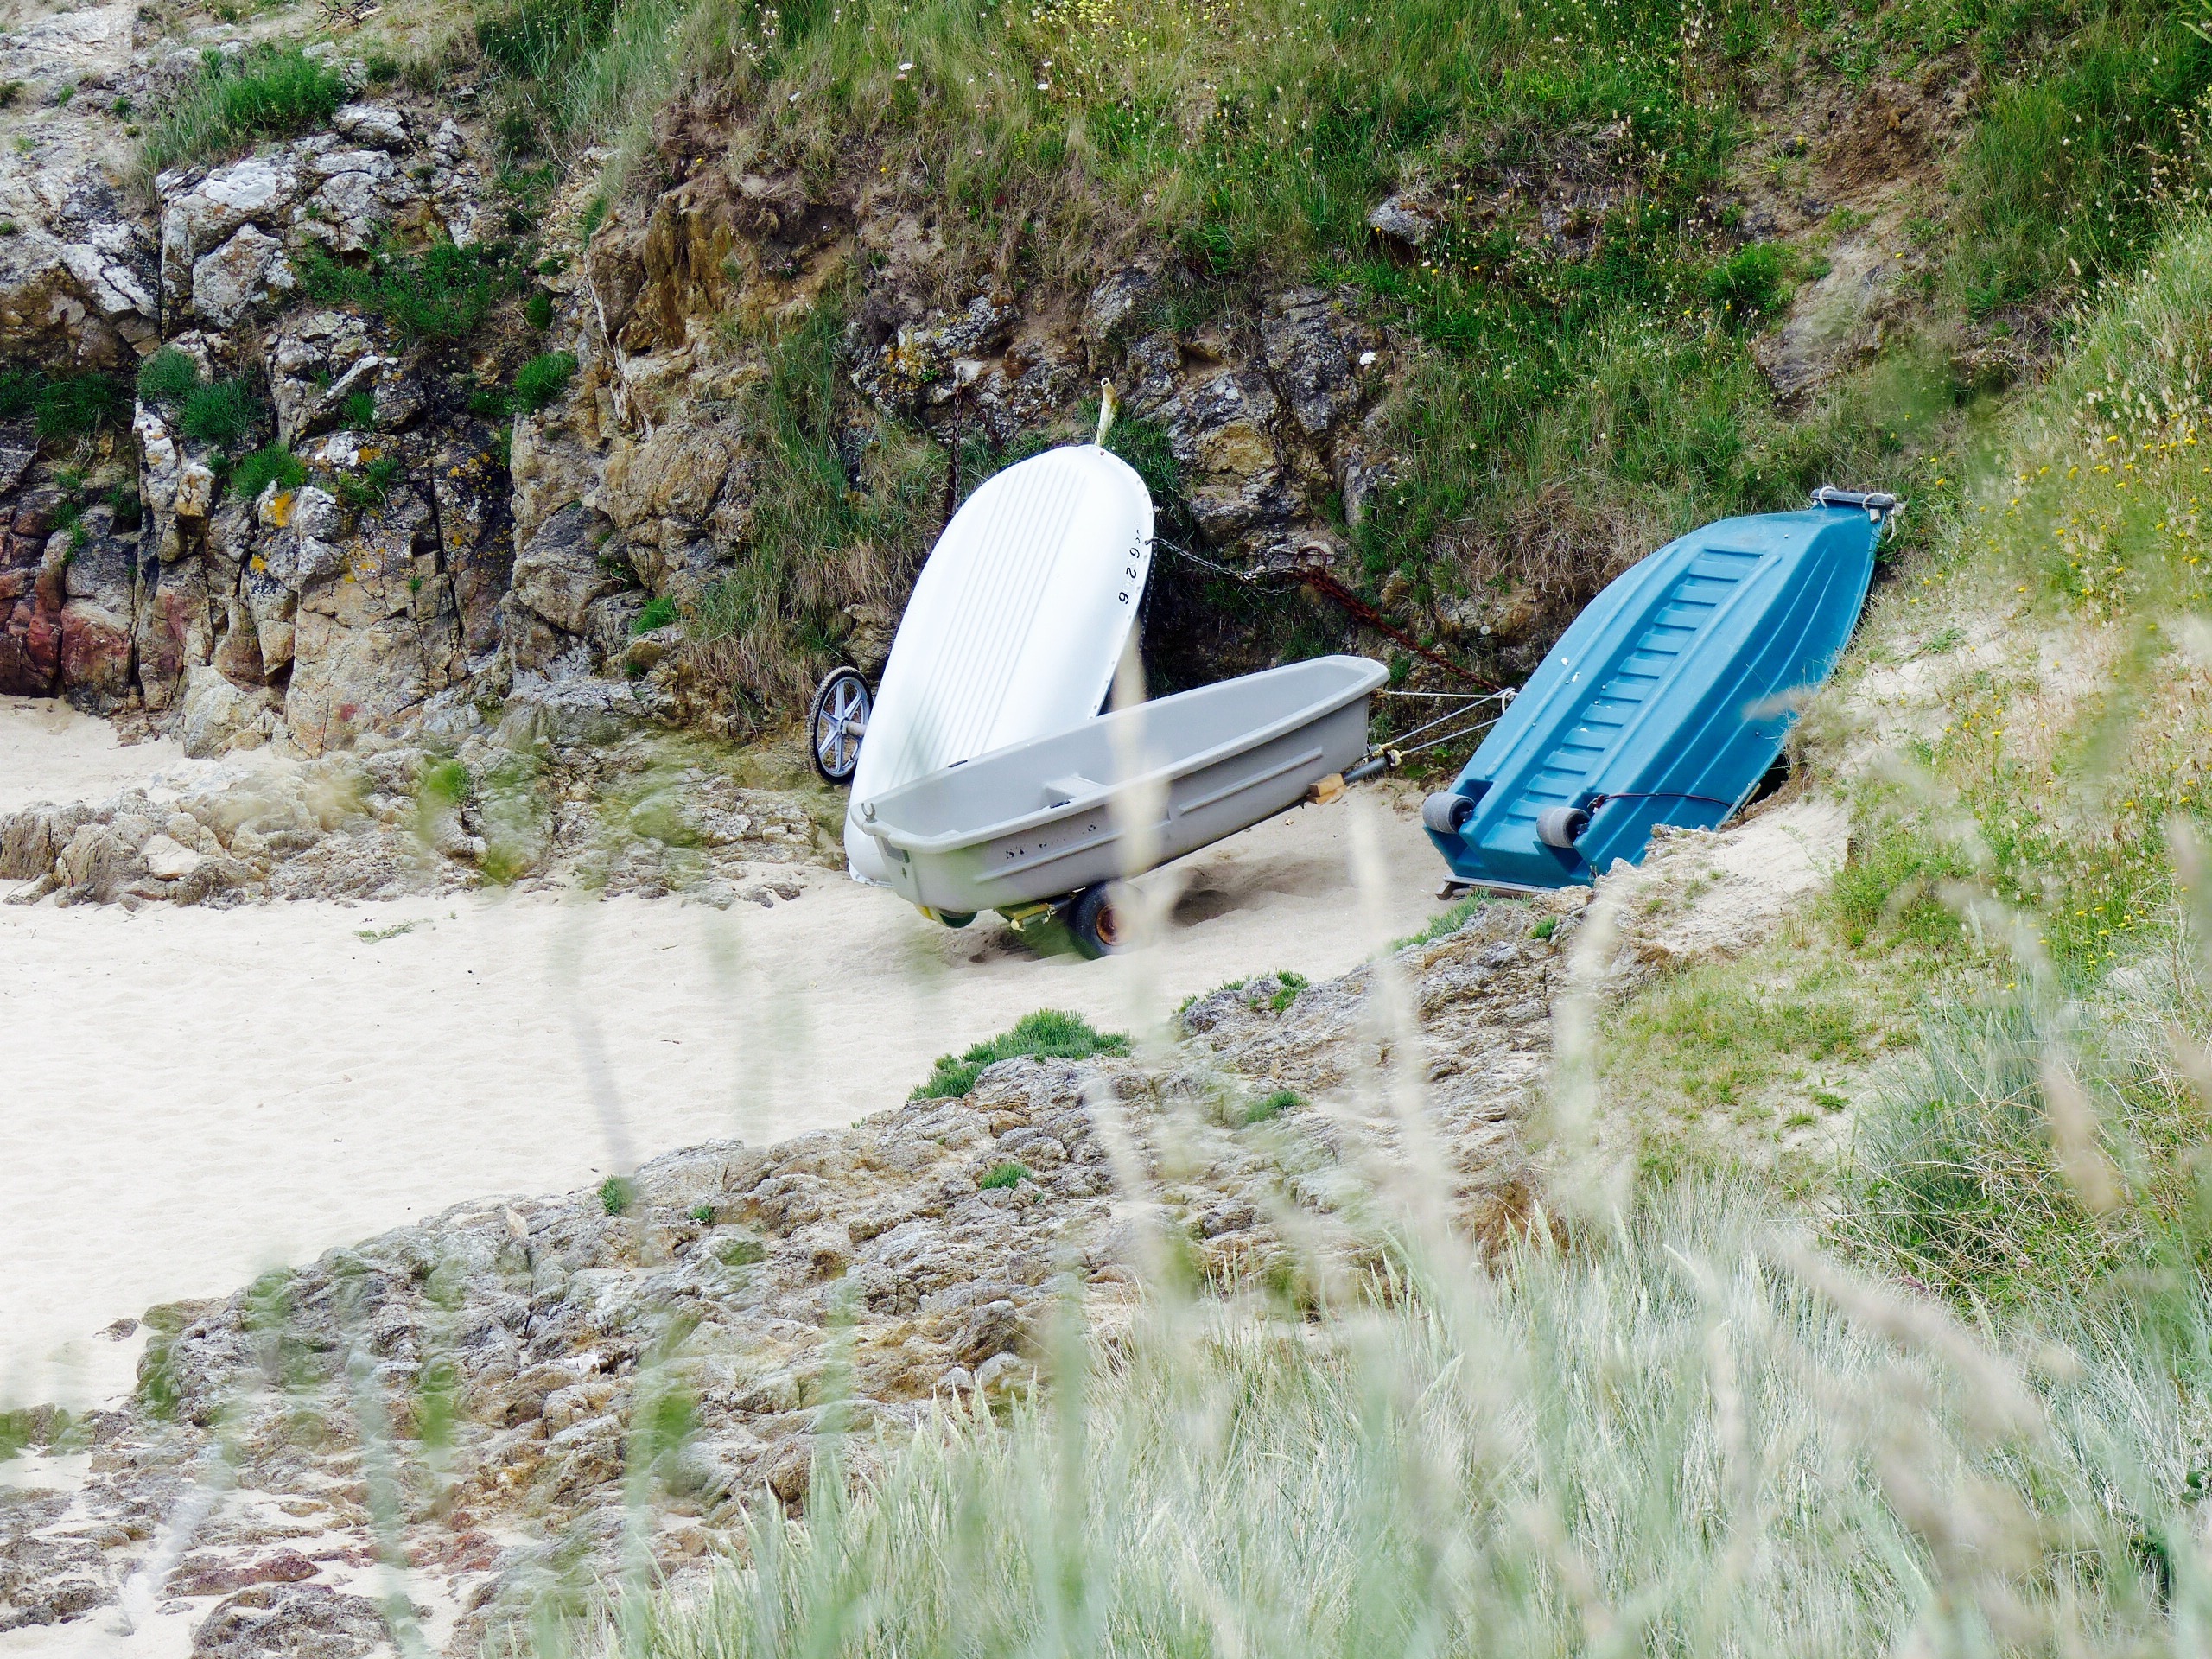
1153,536,1254,582
1152,537,1510,691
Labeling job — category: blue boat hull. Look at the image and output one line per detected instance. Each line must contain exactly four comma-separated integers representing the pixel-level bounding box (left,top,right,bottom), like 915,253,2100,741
1426,500,1880,891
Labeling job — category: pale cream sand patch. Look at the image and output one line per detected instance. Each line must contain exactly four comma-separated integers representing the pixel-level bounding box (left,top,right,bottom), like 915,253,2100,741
0,696,196,813
0,695,294,817
2,788,1452,1410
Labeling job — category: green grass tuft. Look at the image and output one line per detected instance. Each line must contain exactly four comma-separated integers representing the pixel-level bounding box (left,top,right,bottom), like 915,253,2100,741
135,346,200,410
137,45,347,186
1395,895,1493,950
632,594,677,633
598,1174,635,1216
511,351,577,412
297,241,530,342
978,1162,1029,1191
416,758,471,809
336,455,404,512
912,1010,1132,1101
227,443,305,503
1243,1089,1300,1126
0,368,128,441
176,379,260,448
1704,242,1790,321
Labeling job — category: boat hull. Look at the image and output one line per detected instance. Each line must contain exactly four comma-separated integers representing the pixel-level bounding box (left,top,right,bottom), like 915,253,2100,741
1427,504,1878,891
843,444,1154,884
859,656,1386,915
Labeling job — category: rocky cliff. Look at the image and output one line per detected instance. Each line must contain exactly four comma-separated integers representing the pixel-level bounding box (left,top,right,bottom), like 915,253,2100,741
0,0,2022,781
0,5,1411,770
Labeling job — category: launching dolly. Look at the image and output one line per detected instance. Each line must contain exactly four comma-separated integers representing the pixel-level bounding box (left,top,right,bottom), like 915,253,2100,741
806,434,1390,957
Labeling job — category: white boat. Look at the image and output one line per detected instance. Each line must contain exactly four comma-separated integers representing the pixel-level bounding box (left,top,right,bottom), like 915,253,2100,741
836,443,1154,884
855,656,1389,955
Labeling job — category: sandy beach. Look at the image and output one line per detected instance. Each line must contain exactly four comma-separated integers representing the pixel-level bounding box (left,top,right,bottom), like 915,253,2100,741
1,700,1450,1410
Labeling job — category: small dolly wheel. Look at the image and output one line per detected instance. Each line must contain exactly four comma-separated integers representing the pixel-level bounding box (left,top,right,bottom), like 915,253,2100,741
807,666,871,785
1422,791,1475,835
1535,805,1589,849
1064,882,1128,960
919,907,977,929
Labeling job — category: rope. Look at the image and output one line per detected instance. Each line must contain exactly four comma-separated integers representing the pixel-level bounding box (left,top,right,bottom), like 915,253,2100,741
1153,537,1509,691
1384,694,1515,748
1387,720,1501,763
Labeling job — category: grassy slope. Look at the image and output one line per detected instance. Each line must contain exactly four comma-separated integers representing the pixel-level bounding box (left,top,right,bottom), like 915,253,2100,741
1599,214,2212,1256
619,0,2208,689
114,0,2212,725
211,0,2192,728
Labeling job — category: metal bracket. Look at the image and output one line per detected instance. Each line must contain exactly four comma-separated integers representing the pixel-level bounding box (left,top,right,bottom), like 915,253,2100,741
1810,486,1904,537
1343,753,1390,785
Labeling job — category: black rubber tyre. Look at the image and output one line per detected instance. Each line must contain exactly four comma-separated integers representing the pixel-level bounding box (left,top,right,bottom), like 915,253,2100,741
1064,882,1128,960
928,909,977,930
807,666,871,785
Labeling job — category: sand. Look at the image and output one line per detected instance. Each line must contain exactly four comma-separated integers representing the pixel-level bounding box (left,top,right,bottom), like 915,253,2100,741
0,695,204,813
2,702,1452,1410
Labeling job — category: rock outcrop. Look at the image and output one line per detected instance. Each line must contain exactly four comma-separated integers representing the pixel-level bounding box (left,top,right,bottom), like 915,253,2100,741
0,35,524,738
0,721,836,909
0,0,1442,776
0,5,156,368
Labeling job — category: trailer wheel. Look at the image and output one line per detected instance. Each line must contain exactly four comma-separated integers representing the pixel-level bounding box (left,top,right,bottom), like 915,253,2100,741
807,667,871,785
921,907,976,930
1422,791,1475,835
1535,805,1589,849
1064,882,1127,960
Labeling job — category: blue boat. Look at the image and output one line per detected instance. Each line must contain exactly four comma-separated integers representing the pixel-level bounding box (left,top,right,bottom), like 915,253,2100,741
1422,488,1897,892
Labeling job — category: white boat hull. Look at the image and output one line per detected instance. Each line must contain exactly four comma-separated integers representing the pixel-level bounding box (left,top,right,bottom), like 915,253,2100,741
844,444,1153,883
